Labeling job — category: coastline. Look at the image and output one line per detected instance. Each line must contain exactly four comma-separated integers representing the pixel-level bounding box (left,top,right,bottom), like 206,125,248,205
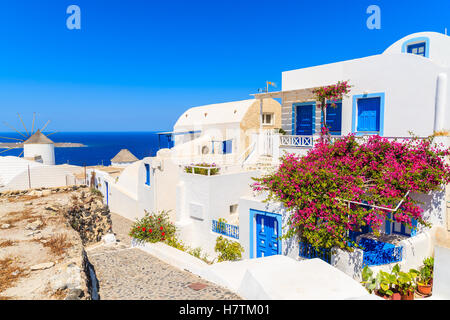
0,142,87,148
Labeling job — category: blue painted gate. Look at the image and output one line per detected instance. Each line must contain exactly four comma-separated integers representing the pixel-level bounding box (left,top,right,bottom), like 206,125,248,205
295,104,314,135
256,214,279,257
357,97,381,132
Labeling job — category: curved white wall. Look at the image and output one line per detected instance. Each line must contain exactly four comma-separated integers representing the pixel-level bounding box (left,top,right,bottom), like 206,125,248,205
24,144,55,165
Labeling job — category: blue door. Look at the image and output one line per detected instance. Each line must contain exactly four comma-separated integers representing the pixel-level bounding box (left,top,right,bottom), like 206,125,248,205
325,102,342,135
105,181,109,205
357,97,381,133
256,214,280,257
295,104,314,135
222,140,232,154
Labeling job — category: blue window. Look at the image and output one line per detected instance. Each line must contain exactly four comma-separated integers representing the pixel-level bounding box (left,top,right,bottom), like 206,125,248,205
222,140,232,154
407,42,426,57
145,164,150,186
356,97,381,133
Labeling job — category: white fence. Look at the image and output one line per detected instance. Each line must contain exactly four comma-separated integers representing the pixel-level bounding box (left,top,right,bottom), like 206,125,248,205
279,135,314,148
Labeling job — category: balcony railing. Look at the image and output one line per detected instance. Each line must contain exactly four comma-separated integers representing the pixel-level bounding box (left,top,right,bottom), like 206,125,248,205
280,135,314,148
212,220,239,239
359,237,403,267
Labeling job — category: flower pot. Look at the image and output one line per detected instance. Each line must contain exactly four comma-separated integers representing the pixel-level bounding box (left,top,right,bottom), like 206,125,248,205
400,290,414,300
391,293,401,300
417,284,432,296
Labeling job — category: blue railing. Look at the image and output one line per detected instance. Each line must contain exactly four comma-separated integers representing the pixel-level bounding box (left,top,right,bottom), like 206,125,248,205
299,241,331,264
212,220,239,239
359,238,403,267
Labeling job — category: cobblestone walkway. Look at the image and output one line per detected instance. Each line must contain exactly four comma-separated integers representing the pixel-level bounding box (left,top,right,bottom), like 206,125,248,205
86,213,242,300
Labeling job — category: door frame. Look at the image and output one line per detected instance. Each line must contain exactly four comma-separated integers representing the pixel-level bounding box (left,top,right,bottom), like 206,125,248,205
249,209,282,259
292,102,316,135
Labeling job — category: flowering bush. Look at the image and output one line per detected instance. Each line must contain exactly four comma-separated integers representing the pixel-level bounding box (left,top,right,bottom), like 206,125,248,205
129,210,175,242
184,162,220,175
312,81,351,132
252,135,450,250
214,236,244,262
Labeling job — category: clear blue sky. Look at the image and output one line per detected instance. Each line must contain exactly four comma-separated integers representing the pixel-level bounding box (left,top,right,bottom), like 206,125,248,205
0,0,449,132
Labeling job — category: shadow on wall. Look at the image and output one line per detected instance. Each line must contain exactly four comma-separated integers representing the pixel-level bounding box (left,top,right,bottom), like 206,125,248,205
413,189,446,232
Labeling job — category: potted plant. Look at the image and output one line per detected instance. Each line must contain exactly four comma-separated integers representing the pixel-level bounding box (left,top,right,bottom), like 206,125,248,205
417,257,434,295
392,264,419,300
377,270,401,300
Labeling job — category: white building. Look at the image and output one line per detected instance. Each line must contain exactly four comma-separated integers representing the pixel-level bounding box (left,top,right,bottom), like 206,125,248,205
94,31,449,277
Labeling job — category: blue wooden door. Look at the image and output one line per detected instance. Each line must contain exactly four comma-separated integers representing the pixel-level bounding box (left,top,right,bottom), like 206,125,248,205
256,214,279,257
295,104,314,135
222,140,232,154
325,102,342,135
105,181,109,205
357,97,380,132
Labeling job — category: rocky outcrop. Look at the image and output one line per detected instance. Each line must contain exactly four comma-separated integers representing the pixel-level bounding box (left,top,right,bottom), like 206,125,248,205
64,189,113,245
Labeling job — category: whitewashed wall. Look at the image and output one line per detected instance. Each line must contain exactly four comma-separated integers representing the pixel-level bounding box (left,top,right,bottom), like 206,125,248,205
175,170,257,257
3,166,73,191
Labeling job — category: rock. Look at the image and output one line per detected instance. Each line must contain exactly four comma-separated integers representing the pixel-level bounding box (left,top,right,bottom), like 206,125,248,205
25,220,43,231
42,190,52,197
26,230,41,237
31,262,55,271
1,223,10,229
102,233,116,245
45,206,58,212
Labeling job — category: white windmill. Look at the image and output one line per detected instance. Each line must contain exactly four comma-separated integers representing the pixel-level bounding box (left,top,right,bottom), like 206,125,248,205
0,113,57,165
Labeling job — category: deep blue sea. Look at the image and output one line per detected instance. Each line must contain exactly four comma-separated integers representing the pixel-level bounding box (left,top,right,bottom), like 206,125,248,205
0,132,166,166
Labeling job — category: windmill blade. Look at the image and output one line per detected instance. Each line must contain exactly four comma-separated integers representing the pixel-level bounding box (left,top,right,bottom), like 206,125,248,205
0,136,25,142
18,150,24,157
2,121,28,139
31,112,36,135
0,146,21,154
40,120,51,132
17,113,30,137
45,131,59,137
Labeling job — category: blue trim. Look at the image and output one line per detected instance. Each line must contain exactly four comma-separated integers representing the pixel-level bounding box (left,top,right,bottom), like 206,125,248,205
352,92,385,136
292,102,316,135
411,219,418,236
249,209,282,259
401,37,430,58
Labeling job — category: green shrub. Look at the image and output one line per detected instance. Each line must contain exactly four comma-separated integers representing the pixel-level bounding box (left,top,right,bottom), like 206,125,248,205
129,210,175,243
89,188,103,198
214,236,244,262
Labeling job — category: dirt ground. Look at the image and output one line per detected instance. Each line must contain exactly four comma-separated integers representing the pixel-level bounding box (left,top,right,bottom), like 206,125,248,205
0,187,87,300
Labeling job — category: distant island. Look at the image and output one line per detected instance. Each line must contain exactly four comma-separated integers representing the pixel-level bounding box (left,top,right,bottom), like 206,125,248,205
0,142,86,148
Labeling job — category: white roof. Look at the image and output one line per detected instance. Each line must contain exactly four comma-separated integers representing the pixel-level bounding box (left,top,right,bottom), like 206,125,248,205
174,99,257,128
0,156,46,187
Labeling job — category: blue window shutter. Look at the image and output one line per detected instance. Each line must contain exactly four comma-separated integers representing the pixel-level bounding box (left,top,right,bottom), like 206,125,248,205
357,97,381,132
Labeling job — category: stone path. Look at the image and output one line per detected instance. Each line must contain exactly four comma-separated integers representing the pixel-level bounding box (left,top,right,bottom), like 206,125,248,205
86,213,241,300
